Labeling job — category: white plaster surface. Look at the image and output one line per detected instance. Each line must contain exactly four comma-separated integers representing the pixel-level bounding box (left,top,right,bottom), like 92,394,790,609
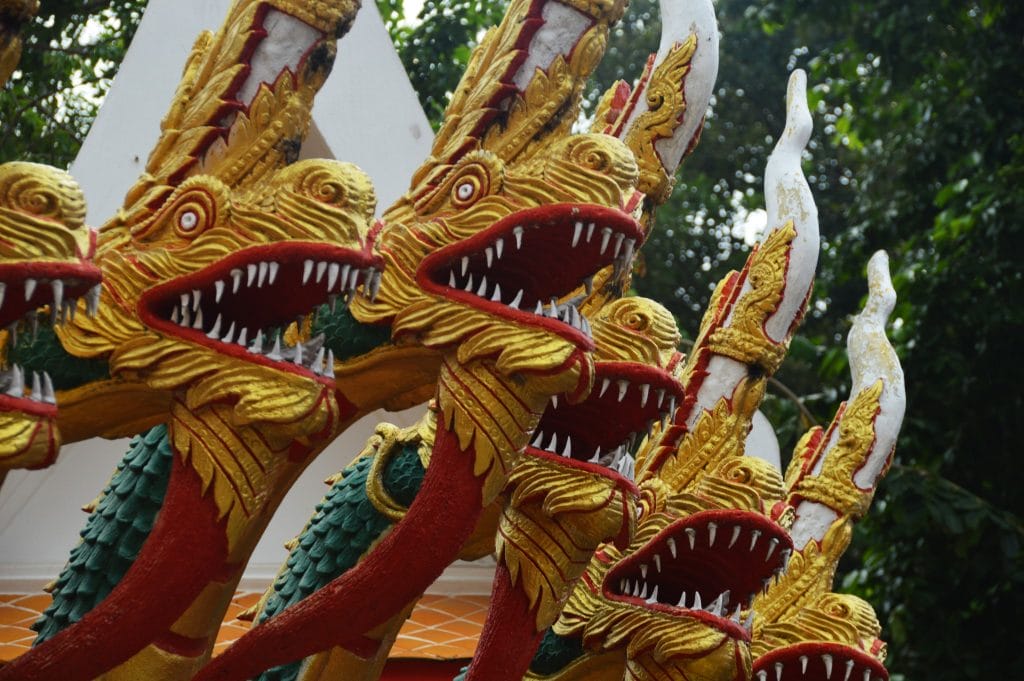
512,2,590,92
746,409,781,472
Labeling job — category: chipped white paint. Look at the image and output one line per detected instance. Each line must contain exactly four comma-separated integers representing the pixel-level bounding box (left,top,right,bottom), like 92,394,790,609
746,409,782,471
512,1,590,92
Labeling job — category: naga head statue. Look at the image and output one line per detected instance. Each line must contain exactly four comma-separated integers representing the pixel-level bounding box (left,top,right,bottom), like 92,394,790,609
751,251,905,681
0,161,101,470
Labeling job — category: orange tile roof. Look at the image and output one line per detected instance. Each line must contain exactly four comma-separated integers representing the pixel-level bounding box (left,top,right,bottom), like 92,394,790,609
0,592,488,662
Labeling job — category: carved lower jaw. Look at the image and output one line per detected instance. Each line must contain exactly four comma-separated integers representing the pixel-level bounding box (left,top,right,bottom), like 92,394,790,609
421,204,644,344
141,243,380,380
527,361,683,482
605,509,794,641
754,642,888,681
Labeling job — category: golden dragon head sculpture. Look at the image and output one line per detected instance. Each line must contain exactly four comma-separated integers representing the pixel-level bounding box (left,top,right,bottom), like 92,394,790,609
751,251,906,681
528,68,821,681
0,161,101,470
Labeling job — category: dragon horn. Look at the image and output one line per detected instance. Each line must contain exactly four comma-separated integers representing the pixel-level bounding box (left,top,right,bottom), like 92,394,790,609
639,69,819,481
596,0,719,205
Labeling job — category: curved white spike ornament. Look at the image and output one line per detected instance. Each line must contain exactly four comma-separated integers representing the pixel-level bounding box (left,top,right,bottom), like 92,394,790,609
789,251,907,549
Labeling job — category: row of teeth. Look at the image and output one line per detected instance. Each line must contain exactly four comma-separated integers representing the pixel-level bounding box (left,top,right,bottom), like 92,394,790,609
529,428,637,480
597,378,677,416
0,366,56,404
617,577,755,631
757,655,883,681
0,280,101,325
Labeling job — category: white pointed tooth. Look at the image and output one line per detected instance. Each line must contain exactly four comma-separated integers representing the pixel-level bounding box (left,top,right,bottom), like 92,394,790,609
65,299,76,322
327,263,340,289
616,379,628,402
476,275,488,297
461,256,470,276
338,264,351,292
448,271,457,288
546,432,559,453
30,371,41,402
191,308,204,330
731,604,742,623
0,282,5,310
6,365,23,396
666,537,677,559
750,529,762,551
49,280,64,316
668,396,677,415
646,584,659,604
585,222,595,242
684,527,696,550
711,591,728,616
490,283,503,303
780,548,792,569
464,274,474,293
823,655,834,679
171,307,179,324
248,329,263,353
640,564,648,578
632,581,642,598
237,327,248,347
246,263,257,286
24,278,37,301
294,342,304,366
495,238,504,259
757,671,768,681
620,578,627,593
513,226,524,248
206,313,222,338
638,383,650,407
562,434,573,458
531,430,544,448
599,228,612,254
509,289,523,309
180,292,190,311
42,372,55,404
639,582,648,599
677,591,687,608
268,261,280,285
325,350,335,378
800,657,809,674
744,608,756,632
548,298,559,318
213,279,225,303
532,300,543,315
315,261,327,284
692,592,702,610
572,221,583,247
613,232,625,257
231,268,243,293
312,347,326,375
192,289,203,311
862,670,870,681
348,267,359,292
485,247,494,268
843,660,855,681
180,306,192,328
302,260,314,285
775,663,784,681
588,448,601,463
599,378,611,398
708,522,718,547
653,554,661,573
766,537,779,561
730,525,742,549
551,394,559,409
221,322,235,344
623,237,636,263
267,334,282,361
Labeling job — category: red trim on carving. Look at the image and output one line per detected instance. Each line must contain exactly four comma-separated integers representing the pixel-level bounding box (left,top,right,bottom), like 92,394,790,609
463,563,544,681
0,455,230,681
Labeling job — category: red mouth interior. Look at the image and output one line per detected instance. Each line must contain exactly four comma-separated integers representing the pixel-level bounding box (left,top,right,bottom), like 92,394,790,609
527,361,683,482
0,263,102,329
420,204,643,343
141,244,378,379
604,510,793,636
754,642,889,681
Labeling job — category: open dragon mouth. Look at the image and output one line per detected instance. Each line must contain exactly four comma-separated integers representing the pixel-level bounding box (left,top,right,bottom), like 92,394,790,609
0,264,102,415
526,361,683,484
604,509,793,640
141,244,380,381
754,642,888,681
419,204,644,344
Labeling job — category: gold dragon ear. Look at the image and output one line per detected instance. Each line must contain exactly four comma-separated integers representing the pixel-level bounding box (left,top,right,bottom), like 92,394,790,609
638,69,819,487
109,0,360,235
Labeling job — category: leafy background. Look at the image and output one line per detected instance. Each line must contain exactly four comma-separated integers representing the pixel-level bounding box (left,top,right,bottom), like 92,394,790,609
2,0,1021,678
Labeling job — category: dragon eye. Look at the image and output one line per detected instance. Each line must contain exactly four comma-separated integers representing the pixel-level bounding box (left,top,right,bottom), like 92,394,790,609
456,182,475,201
178,211,199,231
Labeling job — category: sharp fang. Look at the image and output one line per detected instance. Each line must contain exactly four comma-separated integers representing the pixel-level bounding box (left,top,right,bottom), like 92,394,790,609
692,592,702,610
327,263,340,289
586,223,595,241
640,564,648,578
248,330,263,353
222,322,236,344
6,365,22,396
30,371,40,402
531,430,544,448
490,283,502,303
313,347,325,375
639,383,650,407
181,306,191,328
750,529,762,551
236,327,248,347
191,308,204,330
632,581,642,598
87,285,101,316
246,263,257,286
24,278,36,301
639,582,648,599
623,237,635,263
843,660,854,681
862,670,871,681
461,256,470,276
268,261,280,285
534,301,544,315
206,313,222,338
315,261,327,284
645,584,659,604
513,226,524,248
485,247,494,267
51,280,63,318
231,268,243,294
302,260,314,284
599,378,611,398
562,435,572,458
546,432,559,453
766,538,779,561
677,591,687,608
775,662,784,681
267,334,282,361
823,654,834,679
800,657,809,674
729,525,741,549
655,389,665,408
653,554,661,573
339,264,351,291
495,238,504,258
599,227,612,254
171,307,179,324
464,274,474,292
476,275,488,297
448,271,457,288
192,289,202,311
613,232,625,257
684,527,696,550
294,342,304,366
731,604,742,623
214,280,225,303
666,537,677,559
572,221,583,247
258,261,269,287
616,379,628,402
708,522,718,546
588,449,600,463
758,672,768,681
551,394,559,409
509,289,523,309
325,350,335,378
42,372,55,404
348,267,359,292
